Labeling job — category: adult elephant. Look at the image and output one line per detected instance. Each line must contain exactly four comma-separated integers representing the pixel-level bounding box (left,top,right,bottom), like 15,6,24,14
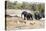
34,12,44,20
21,11,33,20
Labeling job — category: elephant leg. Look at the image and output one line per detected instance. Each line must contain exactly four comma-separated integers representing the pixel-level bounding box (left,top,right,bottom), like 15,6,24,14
30,15,33,20
27,16,31,20
35,15,38,20
26,15,30,20
37,16,41,20
27,17,30,20
24,17,26,20
24,15,26,20
31,17,33,20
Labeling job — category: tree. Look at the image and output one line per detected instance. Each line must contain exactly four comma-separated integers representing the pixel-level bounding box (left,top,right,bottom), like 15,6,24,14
37,4,45,13
31,4,36,11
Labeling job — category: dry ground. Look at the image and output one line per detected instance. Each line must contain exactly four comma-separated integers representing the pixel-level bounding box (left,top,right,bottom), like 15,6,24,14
6,16,45,31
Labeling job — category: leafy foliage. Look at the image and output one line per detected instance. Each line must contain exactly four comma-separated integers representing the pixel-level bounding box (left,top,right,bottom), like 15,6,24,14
6,1,45,12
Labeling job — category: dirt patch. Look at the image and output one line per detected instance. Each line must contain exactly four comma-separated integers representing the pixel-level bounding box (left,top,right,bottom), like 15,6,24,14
6,17,44,30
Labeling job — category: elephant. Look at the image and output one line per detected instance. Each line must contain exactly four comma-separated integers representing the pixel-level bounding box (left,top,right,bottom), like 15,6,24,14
34,13,41,20
34,12,45,20
21,11,33,20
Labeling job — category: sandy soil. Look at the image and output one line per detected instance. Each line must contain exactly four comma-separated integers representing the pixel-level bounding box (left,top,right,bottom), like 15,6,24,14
6,16,45,31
